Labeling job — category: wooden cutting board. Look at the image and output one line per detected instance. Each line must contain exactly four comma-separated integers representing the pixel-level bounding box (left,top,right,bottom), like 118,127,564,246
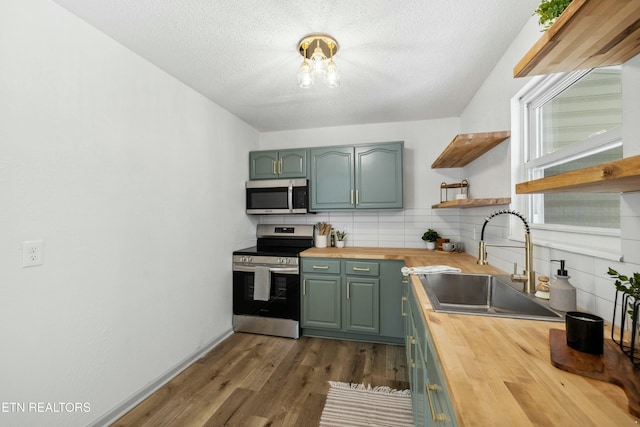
549,328,640,417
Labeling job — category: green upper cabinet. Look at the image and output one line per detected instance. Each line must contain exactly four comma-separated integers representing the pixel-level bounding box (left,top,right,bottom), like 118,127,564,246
249,149,307,180
355,143,404,209
310,142,403,211
309,146,355,209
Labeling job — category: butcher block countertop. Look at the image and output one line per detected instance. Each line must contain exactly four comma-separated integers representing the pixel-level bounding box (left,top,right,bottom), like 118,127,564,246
301,247,638,426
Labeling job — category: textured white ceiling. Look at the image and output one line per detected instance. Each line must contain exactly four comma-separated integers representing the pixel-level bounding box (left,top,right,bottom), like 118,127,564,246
51,0,540,132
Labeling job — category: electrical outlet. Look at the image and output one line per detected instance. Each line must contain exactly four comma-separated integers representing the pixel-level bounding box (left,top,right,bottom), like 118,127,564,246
22,240,44,268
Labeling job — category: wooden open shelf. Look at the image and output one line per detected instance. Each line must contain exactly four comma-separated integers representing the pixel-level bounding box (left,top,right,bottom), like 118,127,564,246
432,198,511,209
516,155,640,194
431,131,510,168
514,0,640,78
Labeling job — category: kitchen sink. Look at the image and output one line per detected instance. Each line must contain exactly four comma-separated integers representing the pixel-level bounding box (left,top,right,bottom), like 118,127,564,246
419,273,564,321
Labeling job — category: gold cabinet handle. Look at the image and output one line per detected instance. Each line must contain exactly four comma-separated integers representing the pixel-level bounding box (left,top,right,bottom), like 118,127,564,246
352,267,371,272
312,265,329,270
278,159,282,175
303,279,306,295
356,189,359,205
426,384,447,422
409,336,416,367
347,282,350,299
273,160,277,175
401,296,407,316
350,189,354,205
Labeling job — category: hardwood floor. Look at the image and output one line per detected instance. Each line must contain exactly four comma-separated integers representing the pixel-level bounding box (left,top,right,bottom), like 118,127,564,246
113,333,409,427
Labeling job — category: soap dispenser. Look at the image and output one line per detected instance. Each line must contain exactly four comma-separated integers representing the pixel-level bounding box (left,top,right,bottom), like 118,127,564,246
549,260,576,312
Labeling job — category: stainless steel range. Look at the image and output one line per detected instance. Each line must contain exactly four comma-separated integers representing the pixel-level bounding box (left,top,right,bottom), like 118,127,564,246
232,224,314,339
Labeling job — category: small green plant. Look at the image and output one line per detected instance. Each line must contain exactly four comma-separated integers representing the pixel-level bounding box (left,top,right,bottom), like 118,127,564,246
534,0,572,30
335,230,347,241
607,267,640,314
421,228,440,242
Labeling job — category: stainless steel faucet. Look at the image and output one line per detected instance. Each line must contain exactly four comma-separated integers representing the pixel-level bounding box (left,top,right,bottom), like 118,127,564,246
477,210,535,293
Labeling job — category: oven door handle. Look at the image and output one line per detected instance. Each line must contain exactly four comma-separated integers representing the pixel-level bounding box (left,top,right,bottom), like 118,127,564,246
269,267,299,274
233,265,299,274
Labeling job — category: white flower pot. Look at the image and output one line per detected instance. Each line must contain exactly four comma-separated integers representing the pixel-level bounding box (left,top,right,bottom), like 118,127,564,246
336,240,345,248
425,241,436,250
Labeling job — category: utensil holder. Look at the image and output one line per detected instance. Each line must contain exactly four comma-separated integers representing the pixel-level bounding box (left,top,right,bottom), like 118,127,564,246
315,235,327,248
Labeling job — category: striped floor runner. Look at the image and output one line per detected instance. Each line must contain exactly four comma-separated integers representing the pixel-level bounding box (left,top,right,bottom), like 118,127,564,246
319,381,413,427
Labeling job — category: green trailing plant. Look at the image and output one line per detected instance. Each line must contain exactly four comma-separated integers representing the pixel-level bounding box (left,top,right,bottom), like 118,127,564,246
607,267,640,314
335,230,347,241
421,228,440,242
534,0,572,30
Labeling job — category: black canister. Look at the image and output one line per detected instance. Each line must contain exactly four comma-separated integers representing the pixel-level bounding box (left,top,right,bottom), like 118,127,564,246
565,311,604,355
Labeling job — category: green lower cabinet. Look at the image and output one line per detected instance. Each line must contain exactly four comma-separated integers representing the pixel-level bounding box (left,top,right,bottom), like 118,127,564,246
301,258,404,344
403,277,412,368
406,281,458,427
413,323,427,427
345,277,379,334
425,343,456,426
302,274,342,330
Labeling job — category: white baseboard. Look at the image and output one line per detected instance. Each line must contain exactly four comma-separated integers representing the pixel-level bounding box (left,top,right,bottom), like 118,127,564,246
89,328,234,427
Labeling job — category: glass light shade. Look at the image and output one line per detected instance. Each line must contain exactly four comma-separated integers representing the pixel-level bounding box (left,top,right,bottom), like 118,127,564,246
310,46,327,77
323,60,340,88
297,60,313,88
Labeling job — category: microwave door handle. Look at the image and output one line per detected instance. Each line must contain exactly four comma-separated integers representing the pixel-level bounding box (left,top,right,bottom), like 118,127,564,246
287,183,293,213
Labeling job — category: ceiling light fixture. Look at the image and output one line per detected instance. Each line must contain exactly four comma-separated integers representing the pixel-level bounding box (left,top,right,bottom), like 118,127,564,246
297,34,340,89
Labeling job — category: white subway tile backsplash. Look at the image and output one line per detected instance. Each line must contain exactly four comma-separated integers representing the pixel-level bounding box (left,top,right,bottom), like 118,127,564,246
595,276,617,303
622,238,640,265
621,216,640,240
596,299,615,326
353,213,379,223
378,210,405,221
621,192,640,216
576,289,596,313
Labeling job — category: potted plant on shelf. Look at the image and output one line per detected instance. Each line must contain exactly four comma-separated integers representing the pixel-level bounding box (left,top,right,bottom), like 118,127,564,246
335,230,347,248
534,0,572,31
421,228,440,250
607,267,640,364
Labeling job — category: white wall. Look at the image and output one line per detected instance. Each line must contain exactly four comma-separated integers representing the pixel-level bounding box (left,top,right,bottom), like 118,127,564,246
0,1,258,426
259,119,465,247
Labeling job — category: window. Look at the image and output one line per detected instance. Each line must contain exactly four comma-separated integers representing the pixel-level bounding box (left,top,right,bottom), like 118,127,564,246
513,67,622,258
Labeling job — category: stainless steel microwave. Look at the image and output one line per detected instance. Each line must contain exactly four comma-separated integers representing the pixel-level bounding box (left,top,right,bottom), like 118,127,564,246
246,179,309,214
